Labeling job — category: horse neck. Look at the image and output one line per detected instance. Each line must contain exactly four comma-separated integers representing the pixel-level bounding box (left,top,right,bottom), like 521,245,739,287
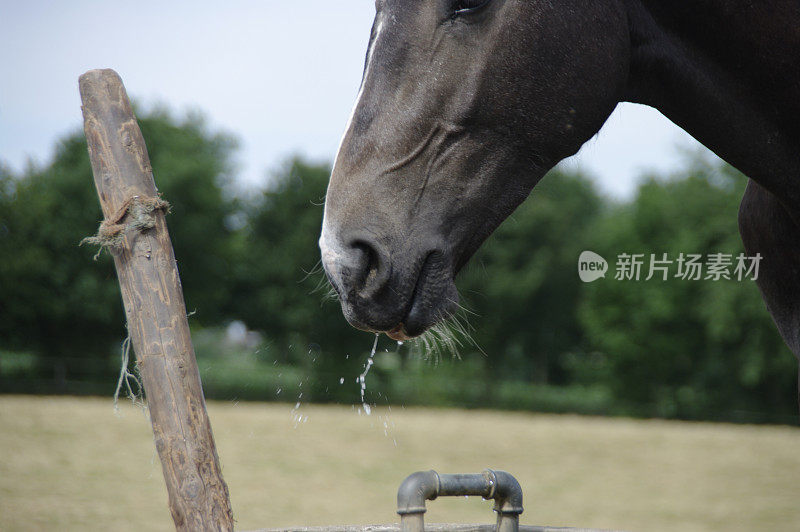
622,0,800,210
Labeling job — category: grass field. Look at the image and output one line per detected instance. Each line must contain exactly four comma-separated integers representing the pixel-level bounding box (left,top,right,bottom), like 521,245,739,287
0,396,799,531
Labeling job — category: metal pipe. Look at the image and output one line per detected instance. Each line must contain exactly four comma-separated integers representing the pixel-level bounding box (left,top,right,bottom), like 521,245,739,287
399,513,425,532
397,469,524,532
438,472,495,497
491,470,525,532
397,470,439,532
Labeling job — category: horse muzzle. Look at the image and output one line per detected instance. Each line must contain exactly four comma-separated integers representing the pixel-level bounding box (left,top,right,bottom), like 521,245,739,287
320,229,458,338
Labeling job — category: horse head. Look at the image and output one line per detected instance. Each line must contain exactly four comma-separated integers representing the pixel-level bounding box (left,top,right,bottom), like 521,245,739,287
320,0,629,339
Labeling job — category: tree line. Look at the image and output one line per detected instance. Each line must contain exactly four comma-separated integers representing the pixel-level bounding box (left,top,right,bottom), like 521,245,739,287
0,107,795,423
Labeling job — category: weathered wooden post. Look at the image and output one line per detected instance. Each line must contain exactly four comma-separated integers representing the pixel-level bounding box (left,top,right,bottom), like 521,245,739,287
79,69,234,531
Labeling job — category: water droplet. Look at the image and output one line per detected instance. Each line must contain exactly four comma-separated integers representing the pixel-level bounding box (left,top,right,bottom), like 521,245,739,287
290,396,305,428
358,334,379,416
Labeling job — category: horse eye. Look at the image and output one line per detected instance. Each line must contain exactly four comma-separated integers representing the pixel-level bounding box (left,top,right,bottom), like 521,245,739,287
454,0,491,14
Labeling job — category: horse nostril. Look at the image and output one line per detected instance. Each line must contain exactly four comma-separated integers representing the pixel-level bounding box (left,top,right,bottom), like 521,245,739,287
350,239,391,296
353,242,377,284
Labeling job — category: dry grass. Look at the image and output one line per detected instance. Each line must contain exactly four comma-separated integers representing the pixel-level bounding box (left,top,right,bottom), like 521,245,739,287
0,396,798,531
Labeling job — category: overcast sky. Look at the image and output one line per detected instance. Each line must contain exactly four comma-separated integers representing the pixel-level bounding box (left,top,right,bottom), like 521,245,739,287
0,0,709,198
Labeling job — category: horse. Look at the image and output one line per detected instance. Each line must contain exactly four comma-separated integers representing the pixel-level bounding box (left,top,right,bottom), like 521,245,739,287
318,0,800,384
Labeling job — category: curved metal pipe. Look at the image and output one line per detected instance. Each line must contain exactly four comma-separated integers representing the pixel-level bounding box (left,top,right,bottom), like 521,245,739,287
491,470,525,532
397,470,440,517
397,469,524,532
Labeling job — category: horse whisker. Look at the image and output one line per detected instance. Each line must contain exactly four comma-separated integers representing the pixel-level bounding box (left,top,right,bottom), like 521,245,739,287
410,304,483,361
299,260,324,283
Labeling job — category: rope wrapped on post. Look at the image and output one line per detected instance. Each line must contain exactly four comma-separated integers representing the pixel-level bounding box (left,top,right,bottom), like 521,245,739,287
81,195,170,255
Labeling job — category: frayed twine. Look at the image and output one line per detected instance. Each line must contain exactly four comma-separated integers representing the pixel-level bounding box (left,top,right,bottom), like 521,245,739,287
81,194,170,259
113,334,144,413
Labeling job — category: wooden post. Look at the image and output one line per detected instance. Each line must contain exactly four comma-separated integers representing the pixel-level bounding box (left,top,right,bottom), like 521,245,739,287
79,69,234,531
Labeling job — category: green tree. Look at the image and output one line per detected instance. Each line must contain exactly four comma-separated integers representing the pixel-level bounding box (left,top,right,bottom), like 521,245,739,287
456,169,604,385
578,157,796,420
227,157,370,402
0,108,238,390
0,136,124,390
